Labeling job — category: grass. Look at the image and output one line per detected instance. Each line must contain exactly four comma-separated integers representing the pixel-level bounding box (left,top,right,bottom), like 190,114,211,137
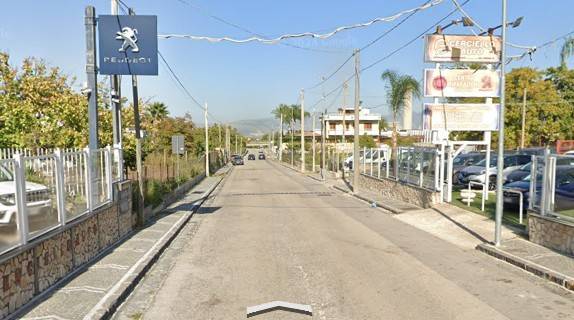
451,188,527,230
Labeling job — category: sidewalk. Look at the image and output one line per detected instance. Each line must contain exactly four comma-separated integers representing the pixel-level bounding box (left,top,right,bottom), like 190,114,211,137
478,238,574,291
17,167,229,320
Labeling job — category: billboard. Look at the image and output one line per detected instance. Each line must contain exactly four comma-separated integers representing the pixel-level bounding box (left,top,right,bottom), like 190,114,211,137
424,34,502,63
424,69,500,98
423,103,499,131
98,15,158,75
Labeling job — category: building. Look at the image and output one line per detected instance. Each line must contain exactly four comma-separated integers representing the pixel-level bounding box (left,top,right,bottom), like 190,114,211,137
323,107,381,141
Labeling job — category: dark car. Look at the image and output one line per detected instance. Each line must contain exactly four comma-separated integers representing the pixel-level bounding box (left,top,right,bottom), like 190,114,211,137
248,154,256,160
452,152,485,183
258,153,266,160
504,162,532,184
231,155,244,165
503,165,574,211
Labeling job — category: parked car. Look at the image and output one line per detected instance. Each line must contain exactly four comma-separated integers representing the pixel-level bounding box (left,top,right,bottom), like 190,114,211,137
231,155,244,165
503,165,574,211
456,154,531,190
453,152,484,173
258,153,266,160
505,157,574,185
344,146,390,171
248,154,256,160
0,163,52,226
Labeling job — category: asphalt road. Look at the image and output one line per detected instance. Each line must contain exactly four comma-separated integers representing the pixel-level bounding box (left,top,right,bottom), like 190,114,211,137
115,155,574,320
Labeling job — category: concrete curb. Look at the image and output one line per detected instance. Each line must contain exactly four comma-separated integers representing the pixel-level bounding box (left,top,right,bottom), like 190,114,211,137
476,243,574,292
94,170,229,319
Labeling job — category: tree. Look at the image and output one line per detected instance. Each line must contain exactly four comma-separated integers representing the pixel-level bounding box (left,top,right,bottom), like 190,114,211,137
146,102,169,124
378,118,389,143
560,37,574,68
380,70,421,174
359,134,376,148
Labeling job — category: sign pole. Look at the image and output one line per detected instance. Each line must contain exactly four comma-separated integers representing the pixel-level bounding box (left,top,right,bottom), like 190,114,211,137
111,0,122,148
85,6,99,150
279,114,283,161
494,0,508,246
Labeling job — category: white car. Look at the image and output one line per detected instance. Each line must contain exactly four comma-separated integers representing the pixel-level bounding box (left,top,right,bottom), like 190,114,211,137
0,164,52,226
343,146,391,171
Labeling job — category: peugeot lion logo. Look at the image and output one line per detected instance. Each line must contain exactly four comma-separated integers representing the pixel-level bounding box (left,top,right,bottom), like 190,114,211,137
116,27,139,53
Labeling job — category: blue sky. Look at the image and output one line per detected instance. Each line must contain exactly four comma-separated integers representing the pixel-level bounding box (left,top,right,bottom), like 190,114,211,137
1,0,573,126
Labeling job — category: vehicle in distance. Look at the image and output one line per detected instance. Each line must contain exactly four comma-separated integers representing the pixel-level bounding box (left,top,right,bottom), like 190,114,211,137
248,154,256,160
0,163,52,226
258,154,266,160
231,155,244,166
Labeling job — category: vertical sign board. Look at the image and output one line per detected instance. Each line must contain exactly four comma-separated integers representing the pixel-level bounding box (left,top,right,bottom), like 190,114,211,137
172,135,185,155
98,15,158,75
423,104,500,131
424,69,500,98
424,34,502,63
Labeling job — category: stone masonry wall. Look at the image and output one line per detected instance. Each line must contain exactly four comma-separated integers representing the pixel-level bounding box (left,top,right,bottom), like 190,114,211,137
359,174,441,208
528,212,574,256
0,183,133,319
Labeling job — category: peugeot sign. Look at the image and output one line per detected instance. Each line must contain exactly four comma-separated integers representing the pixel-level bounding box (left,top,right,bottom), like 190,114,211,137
98,15,158,75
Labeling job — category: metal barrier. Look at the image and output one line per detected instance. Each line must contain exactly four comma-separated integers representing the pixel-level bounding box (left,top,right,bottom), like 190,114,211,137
0,146,122,255
358,146,439,192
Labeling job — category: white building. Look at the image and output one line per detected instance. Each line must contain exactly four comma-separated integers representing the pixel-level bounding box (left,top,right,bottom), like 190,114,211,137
323,107,381,141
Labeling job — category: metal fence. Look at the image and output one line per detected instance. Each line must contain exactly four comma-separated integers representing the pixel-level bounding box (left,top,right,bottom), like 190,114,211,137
359,146,440,191
530,154,574,222
0,146,122,255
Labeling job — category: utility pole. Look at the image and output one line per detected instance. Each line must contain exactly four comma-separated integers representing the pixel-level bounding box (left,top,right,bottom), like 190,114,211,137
279,114,283,161
312,112,316,172
342,81,348,146
291,107,294,166
494,0,508,246
520,87,527,149
225,125,230,161
129,7,144,227
321,109,326,180
204,103,210,177
218,124,222,149
235,134,238,154
352,49,361,193
300,89,305,172
85,6,98,150
111,0,122,148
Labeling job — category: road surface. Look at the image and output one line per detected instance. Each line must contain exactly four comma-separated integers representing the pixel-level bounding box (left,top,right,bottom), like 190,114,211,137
114,156,573,320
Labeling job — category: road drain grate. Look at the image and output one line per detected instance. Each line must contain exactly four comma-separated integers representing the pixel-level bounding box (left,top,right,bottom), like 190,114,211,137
223,191,334,197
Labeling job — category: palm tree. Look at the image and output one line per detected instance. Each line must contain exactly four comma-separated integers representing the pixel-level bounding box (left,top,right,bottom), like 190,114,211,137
378,118,389,143
381,70,421,175
560,37,574,68
146,102,169,124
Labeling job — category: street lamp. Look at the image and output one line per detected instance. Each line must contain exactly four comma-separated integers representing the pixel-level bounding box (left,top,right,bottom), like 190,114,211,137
479,16,523,36
434,17,474,34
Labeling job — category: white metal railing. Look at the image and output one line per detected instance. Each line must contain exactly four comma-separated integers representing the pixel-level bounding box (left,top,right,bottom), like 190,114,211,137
0,146,123,255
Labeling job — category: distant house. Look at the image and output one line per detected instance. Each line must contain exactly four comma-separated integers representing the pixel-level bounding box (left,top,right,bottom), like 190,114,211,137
323,107,381,142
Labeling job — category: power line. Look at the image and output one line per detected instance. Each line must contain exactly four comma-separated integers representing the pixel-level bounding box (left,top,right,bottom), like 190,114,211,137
507,30,574,64
307,0,472,108
158,51,205,111
158,0,445,44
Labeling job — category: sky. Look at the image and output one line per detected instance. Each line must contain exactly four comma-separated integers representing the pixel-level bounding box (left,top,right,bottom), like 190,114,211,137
1,0,573,127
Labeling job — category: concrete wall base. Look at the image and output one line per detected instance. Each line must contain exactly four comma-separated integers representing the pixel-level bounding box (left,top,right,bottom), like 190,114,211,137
528,212,574,257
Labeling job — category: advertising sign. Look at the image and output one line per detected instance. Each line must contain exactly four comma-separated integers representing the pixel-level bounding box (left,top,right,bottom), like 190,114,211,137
424,69,500,98
424,34,502,63
98,15,158,75
423,103,500,131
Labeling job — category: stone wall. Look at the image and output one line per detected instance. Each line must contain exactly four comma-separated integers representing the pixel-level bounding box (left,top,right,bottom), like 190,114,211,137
528,212,574,256
359,174,441,208
0,182,133,319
